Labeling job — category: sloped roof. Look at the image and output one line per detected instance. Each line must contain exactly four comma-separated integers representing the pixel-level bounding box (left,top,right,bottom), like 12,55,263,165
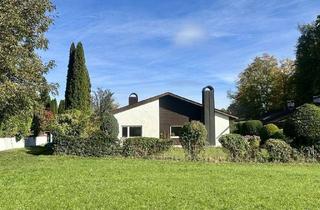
113,92,238,119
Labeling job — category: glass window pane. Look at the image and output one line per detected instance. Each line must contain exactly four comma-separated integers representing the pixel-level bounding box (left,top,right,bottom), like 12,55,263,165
171,126,182,137
122,127,128,137
130,126,142,137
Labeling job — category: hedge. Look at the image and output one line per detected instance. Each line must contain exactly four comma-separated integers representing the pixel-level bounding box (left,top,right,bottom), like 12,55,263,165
219,134,250,161
53,131,120,157
122,137,173,157
265,139,292,162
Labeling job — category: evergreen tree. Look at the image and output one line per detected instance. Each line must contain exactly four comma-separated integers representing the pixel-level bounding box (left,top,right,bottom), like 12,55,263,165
295,15,320,104
64,42,91,111
58,100,65,114
50,99,58,115
65,43,76,109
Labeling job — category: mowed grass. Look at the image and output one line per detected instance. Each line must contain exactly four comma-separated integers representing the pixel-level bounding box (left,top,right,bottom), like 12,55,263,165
0,148,320,209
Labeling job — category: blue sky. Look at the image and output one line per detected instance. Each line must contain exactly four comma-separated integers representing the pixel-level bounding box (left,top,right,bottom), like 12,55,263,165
42,0,320,108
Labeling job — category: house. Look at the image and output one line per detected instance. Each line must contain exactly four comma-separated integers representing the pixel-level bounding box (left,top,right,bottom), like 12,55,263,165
113,86,238,146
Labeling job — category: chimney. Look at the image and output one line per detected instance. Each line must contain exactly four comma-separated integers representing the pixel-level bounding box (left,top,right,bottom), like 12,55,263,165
202,86,216,145
129,93,138,105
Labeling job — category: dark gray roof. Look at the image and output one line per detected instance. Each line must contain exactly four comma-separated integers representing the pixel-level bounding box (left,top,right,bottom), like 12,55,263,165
113,92,238,119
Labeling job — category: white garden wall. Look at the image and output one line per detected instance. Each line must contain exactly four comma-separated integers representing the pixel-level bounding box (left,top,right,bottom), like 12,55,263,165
0,135,49,152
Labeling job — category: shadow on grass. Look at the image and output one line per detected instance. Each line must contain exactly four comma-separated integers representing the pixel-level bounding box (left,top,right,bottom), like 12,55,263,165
25,145,53,156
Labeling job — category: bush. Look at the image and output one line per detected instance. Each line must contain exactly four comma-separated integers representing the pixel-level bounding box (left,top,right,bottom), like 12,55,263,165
231,121,245,134
53,131,120,157
284,104,320,146
244,135,261,159
219,134,250,161
256,149,270,163
260,123,284,143
100,113,119,138
122,137,173,157
50,109,98,138
242,120,263,136
299,146,320,162
180,121,207,160
265,139,293,162
0,113,33,140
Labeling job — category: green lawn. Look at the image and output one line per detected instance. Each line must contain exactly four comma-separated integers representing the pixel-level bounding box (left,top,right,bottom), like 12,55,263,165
0,148,320,209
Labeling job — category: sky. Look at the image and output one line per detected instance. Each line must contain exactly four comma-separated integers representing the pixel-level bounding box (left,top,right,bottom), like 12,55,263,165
42,0,320,109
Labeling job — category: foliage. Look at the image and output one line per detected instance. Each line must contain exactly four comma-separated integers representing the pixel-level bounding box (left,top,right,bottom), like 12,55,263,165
0,0,56,123
295,15,320,104
265,139,293,162
284,104,320,146
241,120,263,136
100,113,119,138
50,109,97,138
260,123,285,143
31,110,55,136
58,100,65,114
244,135,261,159
180,121,207,160
122,137,173,157
53,131,120,157
50,99,58,115
228,54,295,119
64,42,91,112
0,113,33,139
219,134,250,161
92,88,118,117
299,146,320,162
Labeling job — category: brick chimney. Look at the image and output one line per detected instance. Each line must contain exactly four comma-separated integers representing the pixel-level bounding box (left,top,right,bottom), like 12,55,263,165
129,93,138,105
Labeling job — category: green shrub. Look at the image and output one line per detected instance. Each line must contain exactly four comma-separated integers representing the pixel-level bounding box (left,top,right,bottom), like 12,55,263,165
284,104,320,146
244,135,261,159
265,139,293,162
219,134,250,161
299,146,320,162
53,131,120,157
260,123,284,143
242,120,263,136
256,149,270,163
180,121,207,160
50,109,98,138
100,113,119,138
122,137,173,157
231,121,245,134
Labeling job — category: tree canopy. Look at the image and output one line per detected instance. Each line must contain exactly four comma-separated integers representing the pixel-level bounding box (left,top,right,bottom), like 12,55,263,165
228,54,295,119
294,15,320,104
64,42,91,112
0,0,55,136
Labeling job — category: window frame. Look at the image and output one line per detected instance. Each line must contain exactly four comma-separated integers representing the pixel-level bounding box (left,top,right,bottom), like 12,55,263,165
170,125,183,139
122,125,143,138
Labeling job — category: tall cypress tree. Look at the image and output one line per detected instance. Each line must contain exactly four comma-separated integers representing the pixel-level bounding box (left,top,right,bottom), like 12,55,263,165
58,100,65,114
65,43,76,109
64,42,91,111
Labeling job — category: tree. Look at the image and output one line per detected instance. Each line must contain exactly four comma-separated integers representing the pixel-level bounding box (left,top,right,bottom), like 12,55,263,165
50,99,58,115
228,54,295,119
92,88,118,117
65,43,76,110
294,15,320,104
0,0,55,136
64,42,91,112
58,100,65,114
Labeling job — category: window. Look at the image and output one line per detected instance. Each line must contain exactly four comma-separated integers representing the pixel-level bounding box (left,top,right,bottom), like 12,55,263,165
170,126,182,138
122,126,142,137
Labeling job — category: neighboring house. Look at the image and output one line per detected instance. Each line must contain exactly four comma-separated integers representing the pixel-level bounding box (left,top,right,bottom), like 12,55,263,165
113,86,237,146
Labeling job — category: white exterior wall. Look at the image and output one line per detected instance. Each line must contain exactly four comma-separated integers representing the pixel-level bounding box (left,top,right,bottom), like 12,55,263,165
0,136,49,152
114,100,160,139
215,112,230,147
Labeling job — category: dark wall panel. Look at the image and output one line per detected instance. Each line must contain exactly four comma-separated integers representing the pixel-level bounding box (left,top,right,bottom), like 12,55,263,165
159,96,202,143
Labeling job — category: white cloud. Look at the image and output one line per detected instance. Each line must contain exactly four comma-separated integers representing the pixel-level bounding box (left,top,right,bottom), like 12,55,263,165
174,24,206,46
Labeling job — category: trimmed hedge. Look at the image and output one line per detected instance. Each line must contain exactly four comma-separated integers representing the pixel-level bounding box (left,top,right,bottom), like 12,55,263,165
180,121,207,160
241,120,263,136
285,104,320,146
265,139,292,162
100,113,119,138
260,123,285,143
53,131,120,157
219,134,250,161
122,137,173,157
